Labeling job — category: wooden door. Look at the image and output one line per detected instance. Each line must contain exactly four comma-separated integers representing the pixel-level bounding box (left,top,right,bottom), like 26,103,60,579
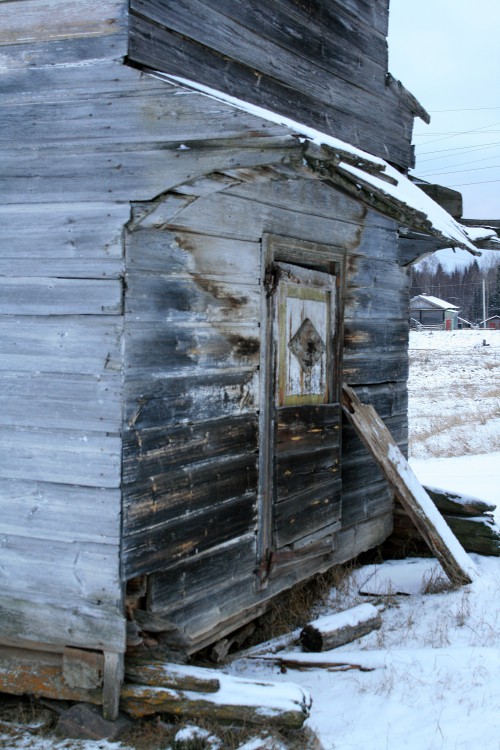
271,263,342,554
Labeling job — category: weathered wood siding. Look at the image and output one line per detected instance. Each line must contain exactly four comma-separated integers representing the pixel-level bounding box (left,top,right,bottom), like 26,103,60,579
0,3,129,654
122,172,409,650
128,0,418,168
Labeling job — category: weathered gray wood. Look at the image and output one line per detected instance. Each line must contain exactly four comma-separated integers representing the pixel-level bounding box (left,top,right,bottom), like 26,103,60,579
0,0,127,46
0,534,120,603
300,604,382,652
103,651,124,721
0,278,122,315
0,317,123,374
0,427,121,487
125,659,220,693
0,142,299,205
0,480,120,544
424,487,496,517
0,372,121,432
342,385,475,585
0,202,128,260
0,596,126,652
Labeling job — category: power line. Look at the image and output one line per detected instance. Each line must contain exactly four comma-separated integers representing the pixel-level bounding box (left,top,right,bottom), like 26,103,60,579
419,152,500,174
428,105,500,113
419,164,500,178
414,130,500,136
417,141,500,159
415,120,500,147
448,178,500,187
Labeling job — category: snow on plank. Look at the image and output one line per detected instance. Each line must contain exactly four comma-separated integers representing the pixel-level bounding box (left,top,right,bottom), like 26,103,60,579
341,384,477,585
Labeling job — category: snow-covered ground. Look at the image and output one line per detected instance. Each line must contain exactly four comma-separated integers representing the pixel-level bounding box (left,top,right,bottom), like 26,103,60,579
1,330,499,750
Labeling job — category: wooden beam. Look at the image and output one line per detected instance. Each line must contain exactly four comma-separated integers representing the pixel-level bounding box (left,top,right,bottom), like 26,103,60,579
341,384,476,586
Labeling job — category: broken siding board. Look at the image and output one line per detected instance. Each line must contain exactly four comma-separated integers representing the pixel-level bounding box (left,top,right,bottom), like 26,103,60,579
147,534,256,613
0,0,128,46
123,416,258,481
123,492,257,578
0,202,128,260
0,372,121,432
0,278,122,315
125,275,260,325
0,428,121,487
0,597,125,652
0,480,120,544
0,317,123,375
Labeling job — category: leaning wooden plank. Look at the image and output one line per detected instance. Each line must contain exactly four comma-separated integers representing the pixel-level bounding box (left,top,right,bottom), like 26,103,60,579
341,384,477,585
300,603,382,652
125,659,220,693
120,672,310,727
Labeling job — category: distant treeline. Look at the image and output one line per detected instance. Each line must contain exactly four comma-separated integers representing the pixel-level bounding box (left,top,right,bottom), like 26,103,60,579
410,259,500,324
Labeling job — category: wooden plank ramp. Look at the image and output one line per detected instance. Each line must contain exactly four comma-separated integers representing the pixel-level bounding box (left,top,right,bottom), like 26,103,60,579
341,384,477,586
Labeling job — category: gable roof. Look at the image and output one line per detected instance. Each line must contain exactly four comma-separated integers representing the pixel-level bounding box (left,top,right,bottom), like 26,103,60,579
148,72,480,256
410,295,459,311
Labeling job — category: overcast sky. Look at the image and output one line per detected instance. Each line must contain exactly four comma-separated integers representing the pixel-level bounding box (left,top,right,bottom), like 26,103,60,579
387,0,500,220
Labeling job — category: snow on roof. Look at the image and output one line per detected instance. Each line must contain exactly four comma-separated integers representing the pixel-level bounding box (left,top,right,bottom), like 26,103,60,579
151,72,479,255
411,294,459,310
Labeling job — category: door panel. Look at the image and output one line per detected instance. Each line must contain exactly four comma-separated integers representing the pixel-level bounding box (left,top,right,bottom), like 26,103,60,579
272,263,341,553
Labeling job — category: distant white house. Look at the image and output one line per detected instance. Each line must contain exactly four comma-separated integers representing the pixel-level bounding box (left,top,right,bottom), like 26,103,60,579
410,294,460,330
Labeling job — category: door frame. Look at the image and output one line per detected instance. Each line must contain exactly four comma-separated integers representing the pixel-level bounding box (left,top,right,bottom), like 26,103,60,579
257,234,346,580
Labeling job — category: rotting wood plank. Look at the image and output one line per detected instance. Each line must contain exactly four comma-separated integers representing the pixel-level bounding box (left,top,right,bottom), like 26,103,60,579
300,603,381,652
125,659,220,693
341,384,476,585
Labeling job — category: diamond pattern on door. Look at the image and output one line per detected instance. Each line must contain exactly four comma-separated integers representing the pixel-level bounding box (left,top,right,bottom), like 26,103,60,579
288,317,326,373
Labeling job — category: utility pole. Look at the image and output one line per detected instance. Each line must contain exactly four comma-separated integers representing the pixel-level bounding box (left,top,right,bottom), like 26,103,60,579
482,278,487,328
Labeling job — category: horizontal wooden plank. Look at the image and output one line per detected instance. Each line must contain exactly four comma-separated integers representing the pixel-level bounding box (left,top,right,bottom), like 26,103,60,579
349,382,408,419
0,140,299,204
147,534,256,613
0,316,123,374
274,481,342,548
124,369,259,425
342,351,409,385
341,479,392,528
276,405,341,455
343,320,409,354
0,34,129,72
0,257,123,279
276,447,340,499
0,596,125,652
0,479,120,544
0,0,127,46
0,427,121,487
0,278,122,315
162,188,363,248
0,371,121,432
126,230,260,280
123,415,258,482
0,533,120,605
0,87,288,146
123,492,257,578
128,14,412,167
125,274,259,324
0,202,128,260
125,322,260,375
123,453,258,534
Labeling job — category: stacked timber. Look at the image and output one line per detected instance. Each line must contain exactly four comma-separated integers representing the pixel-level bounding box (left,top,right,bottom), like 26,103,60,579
120,658,310,727
390,487,500,558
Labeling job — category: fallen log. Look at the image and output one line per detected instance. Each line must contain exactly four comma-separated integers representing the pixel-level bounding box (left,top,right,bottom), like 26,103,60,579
120,672,311,727
342,384,477,585
125,658,220,693
300,603,381,652
424,486,496,517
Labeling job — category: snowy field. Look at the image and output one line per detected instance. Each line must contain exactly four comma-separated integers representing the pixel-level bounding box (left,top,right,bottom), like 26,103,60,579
1,329,499,750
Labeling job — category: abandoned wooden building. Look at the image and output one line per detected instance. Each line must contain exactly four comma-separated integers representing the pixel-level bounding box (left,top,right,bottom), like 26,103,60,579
410,294,460,330
0,0,485,719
